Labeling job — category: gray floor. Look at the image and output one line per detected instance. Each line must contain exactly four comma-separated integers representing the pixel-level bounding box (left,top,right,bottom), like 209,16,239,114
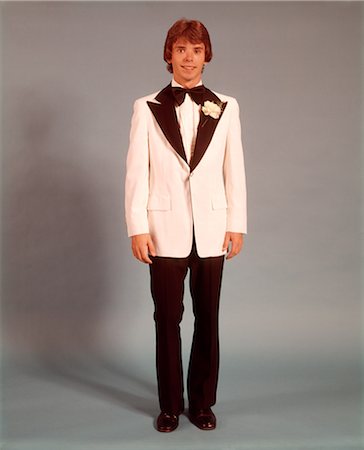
2,353,362,450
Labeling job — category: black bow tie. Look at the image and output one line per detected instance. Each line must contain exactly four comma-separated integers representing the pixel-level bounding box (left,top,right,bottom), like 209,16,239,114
171,85,205,106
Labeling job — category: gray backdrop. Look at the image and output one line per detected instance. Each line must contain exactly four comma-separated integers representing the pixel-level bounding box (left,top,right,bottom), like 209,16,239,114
1,2,362,449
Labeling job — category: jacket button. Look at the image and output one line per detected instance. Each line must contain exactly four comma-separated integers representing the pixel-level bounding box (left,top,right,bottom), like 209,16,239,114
190,172,194,177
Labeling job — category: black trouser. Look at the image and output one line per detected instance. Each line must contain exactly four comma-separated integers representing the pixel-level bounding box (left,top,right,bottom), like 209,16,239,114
149,239,225,414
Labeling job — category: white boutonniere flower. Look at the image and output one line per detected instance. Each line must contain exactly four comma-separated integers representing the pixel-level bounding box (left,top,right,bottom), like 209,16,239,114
201,100,222,119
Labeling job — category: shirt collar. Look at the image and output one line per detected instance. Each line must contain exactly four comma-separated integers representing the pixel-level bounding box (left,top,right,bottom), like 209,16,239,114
171,78,203,88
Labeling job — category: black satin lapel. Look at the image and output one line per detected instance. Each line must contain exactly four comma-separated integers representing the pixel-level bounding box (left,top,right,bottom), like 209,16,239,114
147,85,187,164
190,89,227,172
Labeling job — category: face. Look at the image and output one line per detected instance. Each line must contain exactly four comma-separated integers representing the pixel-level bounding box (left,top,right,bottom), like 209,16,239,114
168,38,207,88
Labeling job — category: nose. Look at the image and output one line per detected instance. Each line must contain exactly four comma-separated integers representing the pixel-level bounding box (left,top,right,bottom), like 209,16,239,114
184,49,193,61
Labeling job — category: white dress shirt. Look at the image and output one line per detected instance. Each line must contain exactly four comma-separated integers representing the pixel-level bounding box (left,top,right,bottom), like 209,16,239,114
171,78,202,163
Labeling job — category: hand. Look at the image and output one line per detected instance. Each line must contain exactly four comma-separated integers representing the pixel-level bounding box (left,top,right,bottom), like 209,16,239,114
222,232,244,260
131,233,156,264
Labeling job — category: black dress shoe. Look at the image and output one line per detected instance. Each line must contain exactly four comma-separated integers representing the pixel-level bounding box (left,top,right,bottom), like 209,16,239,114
156,412,179,432
188,407,216,430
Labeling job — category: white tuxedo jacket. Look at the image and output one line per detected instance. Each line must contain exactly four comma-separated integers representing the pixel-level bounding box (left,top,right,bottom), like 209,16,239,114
125,83,247,258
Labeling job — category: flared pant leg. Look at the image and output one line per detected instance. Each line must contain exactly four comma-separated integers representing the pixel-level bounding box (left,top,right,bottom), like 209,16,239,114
149,255,189,415
187,250,224,409
149,243,224,414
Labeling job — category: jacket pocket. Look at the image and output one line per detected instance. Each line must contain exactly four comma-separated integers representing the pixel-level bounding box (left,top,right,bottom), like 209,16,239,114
147,194,171,211
212,194,228,210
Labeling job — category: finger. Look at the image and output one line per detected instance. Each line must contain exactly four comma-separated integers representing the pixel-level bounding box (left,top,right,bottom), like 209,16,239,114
133,249,142,262
143,256,153,264
227,249,238,259
226,249,234,260
148,237,156,257
227,240,242,260
132,244,139,261
222,233,230,251
232,240,241,255
135,246,145,263
141,245,153,264
139,246,151,263
133,243,150,264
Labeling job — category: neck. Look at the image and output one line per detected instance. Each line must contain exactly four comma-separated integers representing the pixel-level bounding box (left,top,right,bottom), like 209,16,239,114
174,77,202,89
183,81,200,89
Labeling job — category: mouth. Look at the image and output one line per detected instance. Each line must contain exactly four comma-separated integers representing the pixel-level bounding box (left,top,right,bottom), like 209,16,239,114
181,66,196,71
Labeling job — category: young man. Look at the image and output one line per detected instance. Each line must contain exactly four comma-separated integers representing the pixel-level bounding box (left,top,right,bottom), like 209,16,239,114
125,19,247,432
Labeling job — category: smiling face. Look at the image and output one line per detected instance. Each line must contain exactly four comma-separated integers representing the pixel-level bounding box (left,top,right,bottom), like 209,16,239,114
168,38,207,88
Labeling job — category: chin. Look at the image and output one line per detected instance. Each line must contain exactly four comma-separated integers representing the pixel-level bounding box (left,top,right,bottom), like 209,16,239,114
184,73,198,80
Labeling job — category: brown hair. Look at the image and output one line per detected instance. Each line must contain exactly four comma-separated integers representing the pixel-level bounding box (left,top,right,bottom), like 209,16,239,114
164,19,213,73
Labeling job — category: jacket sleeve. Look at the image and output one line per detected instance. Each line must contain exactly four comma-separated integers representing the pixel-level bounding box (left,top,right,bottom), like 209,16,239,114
124,99,150,237
223,98,247,233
